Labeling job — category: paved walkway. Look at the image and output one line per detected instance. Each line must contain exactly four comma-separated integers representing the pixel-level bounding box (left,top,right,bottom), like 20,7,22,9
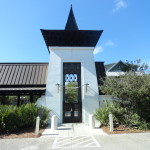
41,123,106,137
0,123,150,150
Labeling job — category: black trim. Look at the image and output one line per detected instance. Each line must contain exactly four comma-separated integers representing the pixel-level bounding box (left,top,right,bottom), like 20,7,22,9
63,63,82,123
95,62,106,95
41,30,103,49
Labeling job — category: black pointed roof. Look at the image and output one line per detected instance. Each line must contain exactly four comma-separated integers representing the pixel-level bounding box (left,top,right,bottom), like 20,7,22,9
41,6,103,51
65,5,79,30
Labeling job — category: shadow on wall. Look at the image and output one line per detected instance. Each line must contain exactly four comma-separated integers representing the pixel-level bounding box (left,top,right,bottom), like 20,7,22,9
36,96,46,107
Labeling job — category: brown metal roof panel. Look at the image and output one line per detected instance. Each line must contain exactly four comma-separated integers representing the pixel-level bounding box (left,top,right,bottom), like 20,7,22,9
26,66,33,84
26,65,33,85
0,66,9,85
30,65,36,85
0,66,2,74
7,66,16,85
18,66,26,85
0,63,49,86
15,65,23,85
4,65,13,85
40,65,46,84
37,65,43,85
22,65,30,85
33,65,40,85
0,66,2,81
0,66,6,83
11,65,20,85
44,65,48,84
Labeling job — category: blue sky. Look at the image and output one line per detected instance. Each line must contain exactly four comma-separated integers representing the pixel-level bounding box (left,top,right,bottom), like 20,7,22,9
0,0,150,65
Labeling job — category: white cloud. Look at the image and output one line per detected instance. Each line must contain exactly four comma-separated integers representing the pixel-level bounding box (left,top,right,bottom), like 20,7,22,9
93,46,104,55
105,40,115,46
113,0,128,13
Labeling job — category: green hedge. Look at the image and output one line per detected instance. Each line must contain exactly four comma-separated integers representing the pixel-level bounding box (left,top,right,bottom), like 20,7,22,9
0,104,50,133
94,101,150,130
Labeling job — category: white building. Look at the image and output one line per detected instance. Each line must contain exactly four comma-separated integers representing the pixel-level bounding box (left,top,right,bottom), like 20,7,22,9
38,6,105,124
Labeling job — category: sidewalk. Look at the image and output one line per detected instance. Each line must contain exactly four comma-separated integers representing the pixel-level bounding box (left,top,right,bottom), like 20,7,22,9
41,123,106,137
1,133,150,150
0,124,150,150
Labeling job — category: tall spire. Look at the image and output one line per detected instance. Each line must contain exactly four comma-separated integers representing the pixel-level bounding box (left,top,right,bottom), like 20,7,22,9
65,5,79,30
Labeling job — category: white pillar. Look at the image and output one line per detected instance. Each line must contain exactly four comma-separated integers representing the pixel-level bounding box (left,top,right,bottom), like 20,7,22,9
89,114,95,129
35,116,40,135
51,115,57,130
109,114,113,132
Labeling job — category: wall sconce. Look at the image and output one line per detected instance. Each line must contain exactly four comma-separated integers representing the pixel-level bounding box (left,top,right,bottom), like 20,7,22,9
85,83,89,93
56,83,60,93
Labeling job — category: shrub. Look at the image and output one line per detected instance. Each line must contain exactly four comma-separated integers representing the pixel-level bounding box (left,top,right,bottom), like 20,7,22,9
95,100,150,130
94,101,126,127
17,104,38,128
0,105,18,133
38,106,51,128
100,72,150,130
130,113,150,130
101,73,150,121
0,104,50,133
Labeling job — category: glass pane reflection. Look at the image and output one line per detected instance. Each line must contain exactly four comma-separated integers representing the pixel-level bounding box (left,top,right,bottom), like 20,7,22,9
65,111,71,117
65,81,78,103
74,111,78,117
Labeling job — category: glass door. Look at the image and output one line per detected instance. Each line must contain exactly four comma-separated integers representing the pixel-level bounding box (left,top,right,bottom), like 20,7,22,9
63,63,82,123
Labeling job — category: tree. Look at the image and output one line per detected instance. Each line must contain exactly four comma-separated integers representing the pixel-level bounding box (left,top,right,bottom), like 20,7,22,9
126,59,149,72
101,72,150,122
65,82,78,103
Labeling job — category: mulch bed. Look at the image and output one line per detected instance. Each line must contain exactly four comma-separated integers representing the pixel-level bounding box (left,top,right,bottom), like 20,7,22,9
0,127,45,139
102,125,149,134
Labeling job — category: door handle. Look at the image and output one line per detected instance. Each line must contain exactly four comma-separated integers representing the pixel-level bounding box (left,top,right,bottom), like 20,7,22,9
71,108,72,112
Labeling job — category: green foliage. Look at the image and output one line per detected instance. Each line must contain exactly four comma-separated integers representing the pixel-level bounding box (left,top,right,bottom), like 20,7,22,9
100,72,150,130
0,104,50,133
0,105,18,132
94,102,110,126
130,113,150,130
65,82,78,103
126,59,149,72
38,106,50,128
0,95,40,105
17,104,38,128
0,96,11,105
94,101,150,130
94,101,126,126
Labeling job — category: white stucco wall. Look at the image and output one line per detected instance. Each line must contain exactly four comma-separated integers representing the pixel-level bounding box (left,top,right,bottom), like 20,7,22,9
45,47,100,124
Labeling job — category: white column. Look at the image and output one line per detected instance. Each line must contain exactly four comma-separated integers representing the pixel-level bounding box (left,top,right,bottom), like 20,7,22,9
35,116,40,135
89,114,95,129
109,114,113,132
51,115,57,130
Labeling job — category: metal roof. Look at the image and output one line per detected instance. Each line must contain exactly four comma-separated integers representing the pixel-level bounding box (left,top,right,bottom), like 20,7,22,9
41,6,103,50
104,63,116,71
0,62,106,95
0,63,48,87
104,60,138,72
65,5,79,30
41,30,103,48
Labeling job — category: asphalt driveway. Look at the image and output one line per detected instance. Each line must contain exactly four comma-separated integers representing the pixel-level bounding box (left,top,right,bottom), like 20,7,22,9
0,133,150,150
